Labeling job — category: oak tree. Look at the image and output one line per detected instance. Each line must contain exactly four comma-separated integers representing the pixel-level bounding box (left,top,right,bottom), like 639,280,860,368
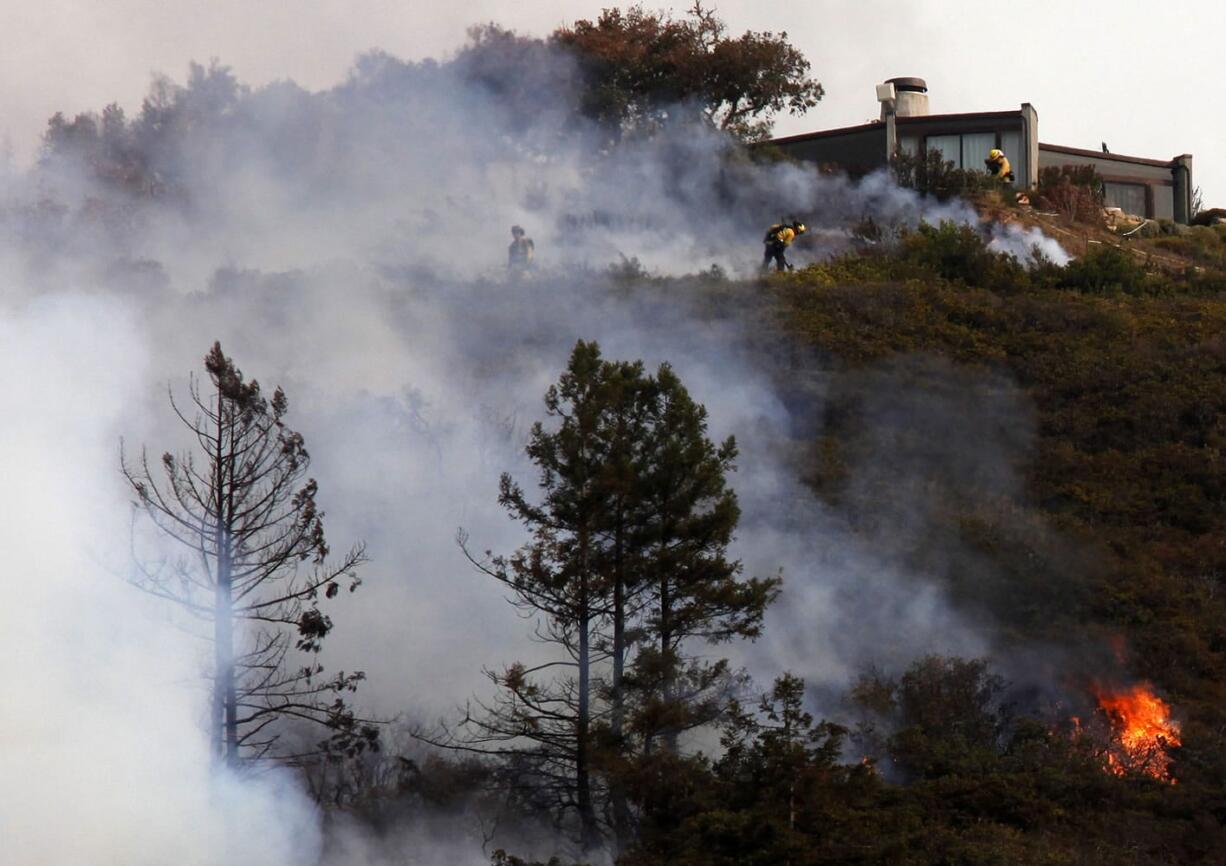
553,3,823,142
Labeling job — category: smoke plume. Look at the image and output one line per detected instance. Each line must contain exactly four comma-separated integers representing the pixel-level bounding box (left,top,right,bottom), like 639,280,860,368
0,42,1071,864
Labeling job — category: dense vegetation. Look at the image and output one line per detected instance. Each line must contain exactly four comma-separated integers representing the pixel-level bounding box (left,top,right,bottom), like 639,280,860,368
366,224,1226,866
40,4,820,200
633,227,1226,864
29,6,1226,861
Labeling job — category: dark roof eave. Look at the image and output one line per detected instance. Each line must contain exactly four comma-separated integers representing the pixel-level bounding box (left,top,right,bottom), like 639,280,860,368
765,121,883,146
895,109,1024,124
1039,142,1182,168
764,109,1025,147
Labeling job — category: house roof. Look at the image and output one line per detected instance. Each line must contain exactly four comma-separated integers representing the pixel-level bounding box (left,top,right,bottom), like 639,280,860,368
766,109,1026,147
1038,142,1180,168
767,121,882,146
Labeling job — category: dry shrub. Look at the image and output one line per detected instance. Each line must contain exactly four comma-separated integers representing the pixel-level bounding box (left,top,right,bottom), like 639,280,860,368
1036,165,1106,225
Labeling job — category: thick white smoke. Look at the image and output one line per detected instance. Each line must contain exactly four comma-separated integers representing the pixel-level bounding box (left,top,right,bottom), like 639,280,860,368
0,44,1068,864
989,220,1071,265
0,295,320,865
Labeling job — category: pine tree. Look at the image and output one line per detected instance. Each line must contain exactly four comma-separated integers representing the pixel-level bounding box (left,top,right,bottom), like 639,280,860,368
630,364,779,754
123,342,374,766
460,341,621,852
458,341,777,853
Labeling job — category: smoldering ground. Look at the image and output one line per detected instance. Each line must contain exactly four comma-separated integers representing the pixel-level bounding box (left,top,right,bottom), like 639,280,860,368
1,43,1076,865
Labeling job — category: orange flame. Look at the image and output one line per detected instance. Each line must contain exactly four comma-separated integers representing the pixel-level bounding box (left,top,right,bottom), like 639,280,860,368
1092,682,1180,781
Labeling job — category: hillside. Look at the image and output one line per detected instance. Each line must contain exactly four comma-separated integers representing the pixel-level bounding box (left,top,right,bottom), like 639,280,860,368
587,224,1226,864
16,34,1226,865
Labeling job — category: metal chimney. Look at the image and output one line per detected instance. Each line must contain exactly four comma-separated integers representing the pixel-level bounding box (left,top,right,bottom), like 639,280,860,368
879,77,928,120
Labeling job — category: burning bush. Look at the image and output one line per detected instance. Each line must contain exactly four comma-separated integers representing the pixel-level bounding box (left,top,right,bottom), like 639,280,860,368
1089,682,1182,781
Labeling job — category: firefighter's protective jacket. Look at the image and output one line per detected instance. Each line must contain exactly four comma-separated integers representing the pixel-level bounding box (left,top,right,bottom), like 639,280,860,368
985,155,1012,180
765,225,798,246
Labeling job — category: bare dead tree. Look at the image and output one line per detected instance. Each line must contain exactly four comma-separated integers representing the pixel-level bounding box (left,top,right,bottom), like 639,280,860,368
122,341,375,767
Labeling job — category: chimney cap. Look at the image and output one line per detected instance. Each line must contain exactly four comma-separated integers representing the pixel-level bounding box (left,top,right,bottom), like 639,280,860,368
885,77,927,93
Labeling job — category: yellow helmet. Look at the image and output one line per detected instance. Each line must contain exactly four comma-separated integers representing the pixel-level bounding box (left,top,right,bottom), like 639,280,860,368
793,221,807,234
988,149,1003,160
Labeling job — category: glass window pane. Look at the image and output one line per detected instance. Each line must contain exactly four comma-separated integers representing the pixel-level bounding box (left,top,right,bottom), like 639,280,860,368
1105,182,1147,217
963,133,998,175
899,136,919,157
1152,187,1174,220
927,135,961,168
1000,131,1022,184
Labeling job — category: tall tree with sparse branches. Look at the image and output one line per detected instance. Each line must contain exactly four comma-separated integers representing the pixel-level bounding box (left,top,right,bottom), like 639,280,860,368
122,342,374,767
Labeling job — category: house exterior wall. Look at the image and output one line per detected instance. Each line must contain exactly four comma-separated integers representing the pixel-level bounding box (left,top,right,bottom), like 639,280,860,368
896,111,1031,187
765,94,1194,223
770,110,1036,187
1038,144,1190,221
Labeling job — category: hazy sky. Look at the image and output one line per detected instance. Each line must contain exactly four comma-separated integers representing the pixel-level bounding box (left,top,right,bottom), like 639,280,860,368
2,0,1223,203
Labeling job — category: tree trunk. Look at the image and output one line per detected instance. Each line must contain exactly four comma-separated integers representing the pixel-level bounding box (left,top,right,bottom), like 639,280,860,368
610,515,632,852
213,402,238,767
214,566,237,765
659,566,677,755
576,536,599,852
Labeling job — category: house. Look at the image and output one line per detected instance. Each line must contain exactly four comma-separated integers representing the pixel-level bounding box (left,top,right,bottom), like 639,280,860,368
766,77,1195,224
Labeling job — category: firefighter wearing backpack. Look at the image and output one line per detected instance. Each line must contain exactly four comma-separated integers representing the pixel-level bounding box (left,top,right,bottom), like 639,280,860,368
985,149,1014,182
763,220,806,272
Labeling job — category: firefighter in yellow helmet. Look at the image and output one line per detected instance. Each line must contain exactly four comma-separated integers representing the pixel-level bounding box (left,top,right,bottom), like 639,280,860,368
762,219,807,272
985,148,1014,183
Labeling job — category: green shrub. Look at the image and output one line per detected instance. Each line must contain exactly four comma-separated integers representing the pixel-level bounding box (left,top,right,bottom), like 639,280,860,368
1151,225,1226,270
1058,244,1150,294
898,220,1029,291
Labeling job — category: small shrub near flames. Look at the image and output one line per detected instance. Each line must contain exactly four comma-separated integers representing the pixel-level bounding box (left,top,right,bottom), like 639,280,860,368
851,655,1010,780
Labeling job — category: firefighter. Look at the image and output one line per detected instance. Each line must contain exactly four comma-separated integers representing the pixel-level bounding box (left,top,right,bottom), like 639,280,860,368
762,220,806,272
985,148,1014,183
507,225,535,279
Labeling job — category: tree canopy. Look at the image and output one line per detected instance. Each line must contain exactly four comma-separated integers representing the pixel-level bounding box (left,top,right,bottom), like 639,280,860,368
552,4,823,141
451,341,776,854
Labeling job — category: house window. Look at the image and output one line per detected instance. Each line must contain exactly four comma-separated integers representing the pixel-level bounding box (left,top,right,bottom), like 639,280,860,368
1104,182,1148,217
962,133,997,173
922,130,1023,180
899,136,919,157
1000,131,1022,182
927,134,962,168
